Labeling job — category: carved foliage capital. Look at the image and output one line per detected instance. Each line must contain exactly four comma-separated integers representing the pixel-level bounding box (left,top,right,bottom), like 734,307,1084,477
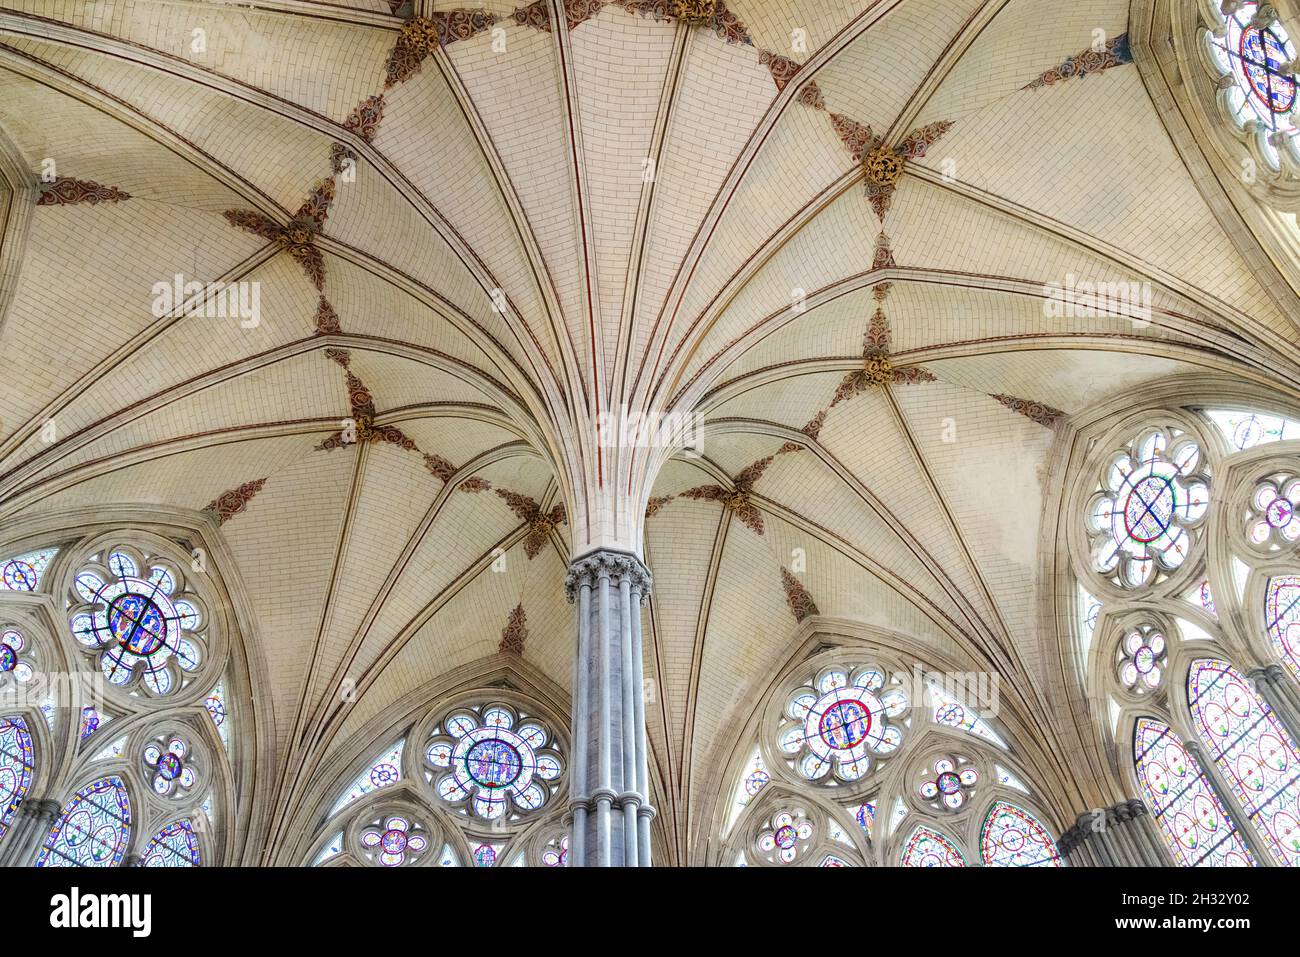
565,550,652,603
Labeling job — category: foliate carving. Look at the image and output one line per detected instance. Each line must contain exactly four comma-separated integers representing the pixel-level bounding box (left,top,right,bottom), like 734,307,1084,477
780,567,819,622
990,393,1065,428
830,114,879,163
862,145,904,189
862,354,894,386
670,0,716,24
872,232,896,270
499,604,528,655
203,478,268,524
1023,33,1131,91
343,95,385,143
386,12,497,86
36,178,131,206
564,550,652,603
314,297,342,335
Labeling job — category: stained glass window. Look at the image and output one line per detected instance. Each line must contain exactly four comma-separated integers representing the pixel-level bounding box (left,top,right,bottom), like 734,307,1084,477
0,548,56,591
68,547,208,697
1188,659,1300,864
78,706,107,741
0,628,35,684
1086,428,1209,587
928,681,1006,748
36,776,132,867
358,814,429,867
916,755,979,811
140,820,201,867
205,681,230,748
778,665,908,783
726,747,769,830
329,739,404,817
1134,718,1255,867
143,735,199,798
851,800,875,839
1205,3,1299,166
313,831,344,865
541,834,569,867
1265,574,1300,680
1116,624,1167,695
0,715,34,839
995,764,1030,793
980,801,1062,867
1080,586,1102,644
899,825,966,867
1187,579,1217,618
424,702,563,821
755,809,814,864
1206,409,1300,452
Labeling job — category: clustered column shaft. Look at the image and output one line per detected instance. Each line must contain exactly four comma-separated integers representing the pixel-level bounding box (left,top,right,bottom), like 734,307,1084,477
1248,664,1300,743
0,797,59,867
564,549,654,866
1058,799,1171,866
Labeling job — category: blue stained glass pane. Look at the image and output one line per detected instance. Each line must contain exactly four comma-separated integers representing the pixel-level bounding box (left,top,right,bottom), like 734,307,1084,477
0,549,56,592
140,819,201,867
0,715,34,839
36,776,131,868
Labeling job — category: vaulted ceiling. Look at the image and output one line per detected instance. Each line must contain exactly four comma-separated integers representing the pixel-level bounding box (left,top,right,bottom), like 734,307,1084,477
0,0,1297,862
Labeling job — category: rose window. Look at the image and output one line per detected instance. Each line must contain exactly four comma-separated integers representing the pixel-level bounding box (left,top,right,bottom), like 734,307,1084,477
778,665,908,783
1247,474,1300,549
1086,428,1209,587
424,702,563,820
917,756,979,811
67,546,208,696
359,814,429,867
143,735,199,799
1204,1,1300,172
756,809,814,864
1117,625,1168,695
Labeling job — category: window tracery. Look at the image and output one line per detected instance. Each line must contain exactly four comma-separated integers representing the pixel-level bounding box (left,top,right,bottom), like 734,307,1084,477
0,528,245,868
979,801,1062,867
1085,426,1210,588
311,693,568,868
1070,403,1300,867
1200,2,1300,180
719,648,1062,867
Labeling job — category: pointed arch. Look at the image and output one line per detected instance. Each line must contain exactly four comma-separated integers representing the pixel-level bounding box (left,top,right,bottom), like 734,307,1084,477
35,775,132,868
0,714,34,840
1133,716,1256,867
1187,658,1300,865
979,800,1062,867
899,824,966,867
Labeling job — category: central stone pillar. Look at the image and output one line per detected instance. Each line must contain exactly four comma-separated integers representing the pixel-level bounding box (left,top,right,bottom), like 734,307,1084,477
1058,799,1171,866
564,549,654,866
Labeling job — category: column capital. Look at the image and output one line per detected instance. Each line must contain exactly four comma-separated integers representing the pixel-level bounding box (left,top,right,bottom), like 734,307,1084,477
1060,799,1157,862
21,797,60,822
565,548,652,604
1247,663,1289,684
